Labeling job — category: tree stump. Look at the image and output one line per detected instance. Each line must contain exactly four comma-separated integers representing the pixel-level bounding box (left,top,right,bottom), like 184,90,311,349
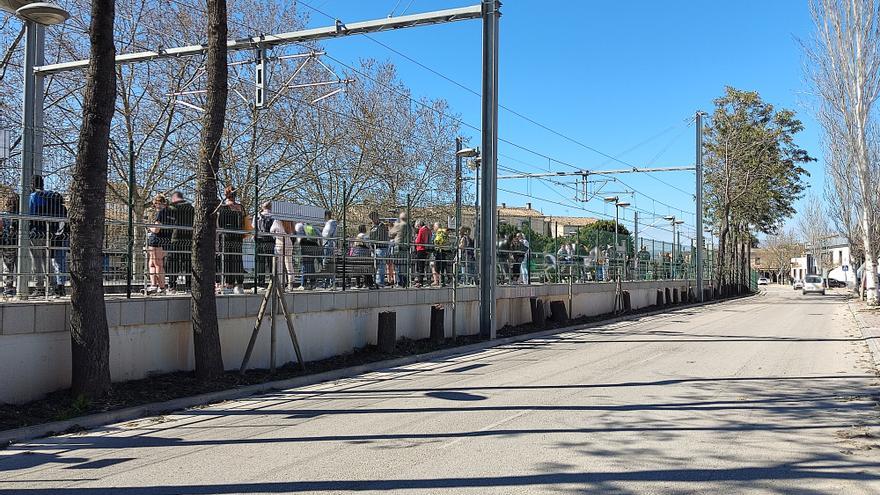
378,311,396,353
430,305,445,343
550,300,568,322
530,297,546,328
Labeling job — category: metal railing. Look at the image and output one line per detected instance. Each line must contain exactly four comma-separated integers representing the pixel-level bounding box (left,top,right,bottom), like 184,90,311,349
0,209,716,300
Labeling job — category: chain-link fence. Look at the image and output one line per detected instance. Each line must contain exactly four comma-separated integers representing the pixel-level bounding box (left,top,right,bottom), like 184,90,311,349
0,187,716,299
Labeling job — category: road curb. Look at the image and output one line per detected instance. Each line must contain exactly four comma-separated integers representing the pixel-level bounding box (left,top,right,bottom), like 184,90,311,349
846,299,880,370
0,291,753,446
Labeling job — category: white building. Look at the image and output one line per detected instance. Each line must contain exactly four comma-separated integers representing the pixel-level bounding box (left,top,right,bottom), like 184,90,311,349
792,236,854,287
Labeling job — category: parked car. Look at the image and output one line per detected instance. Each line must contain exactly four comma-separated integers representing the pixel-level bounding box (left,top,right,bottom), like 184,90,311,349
757,277,769,285
827,278,846,288
802,275,825,295
793,279,804,290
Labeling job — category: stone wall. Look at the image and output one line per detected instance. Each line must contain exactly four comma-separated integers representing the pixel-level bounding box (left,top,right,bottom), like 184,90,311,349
0,280,698,404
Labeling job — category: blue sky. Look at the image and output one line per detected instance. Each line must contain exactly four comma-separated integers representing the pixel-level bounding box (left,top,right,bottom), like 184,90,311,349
302,0,822,242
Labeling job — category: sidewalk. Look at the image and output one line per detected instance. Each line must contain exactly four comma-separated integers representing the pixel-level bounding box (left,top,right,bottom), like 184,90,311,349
846,296,880,369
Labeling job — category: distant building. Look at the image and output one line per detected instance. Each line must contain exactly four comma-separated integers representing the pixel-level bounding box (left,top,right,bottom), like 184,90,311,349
751,248,788,283
822,237,854,286
497,202,546,233
790,254,813,282
546,216,598,238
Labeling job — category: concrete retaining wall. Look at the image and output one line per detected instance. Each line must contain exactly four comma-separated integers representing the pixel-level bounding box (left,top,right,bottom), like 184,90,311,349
0,280,697,404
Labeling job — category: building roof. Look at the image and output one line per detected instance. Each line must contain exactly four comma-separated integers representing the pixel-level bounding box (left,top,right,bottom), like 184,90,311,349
548,216,599,227
497,202,544,218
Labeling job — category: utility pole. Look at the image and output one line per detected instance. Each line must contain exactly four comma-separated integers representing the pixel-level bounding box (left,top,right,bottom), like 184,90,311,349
633,211,639,278
478,0,500,339
453,137,462,339
695,111,705,300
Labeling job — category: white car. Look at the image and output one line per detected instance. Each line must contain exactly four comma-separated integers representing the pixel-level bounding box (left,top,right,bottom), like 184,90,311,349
757,277,769,285
793,280,804,290
802,275,825,296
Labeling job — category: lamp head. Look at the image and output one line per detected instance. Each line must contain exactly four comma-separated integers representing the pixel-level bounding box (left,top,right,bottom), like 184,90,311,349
15,2,70,25
663,215,675,222
456,147,480,158
603,196,619,203
615,201,631,208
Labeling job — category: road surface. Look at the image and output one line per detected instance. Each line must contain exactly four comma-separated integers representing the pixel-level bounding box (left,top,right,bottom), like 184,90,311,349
1,285,879,494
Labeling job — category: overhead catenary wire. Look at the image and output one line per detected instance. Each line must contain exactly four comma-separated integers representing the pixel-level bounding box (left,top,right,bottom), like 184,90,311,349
18,0,699,237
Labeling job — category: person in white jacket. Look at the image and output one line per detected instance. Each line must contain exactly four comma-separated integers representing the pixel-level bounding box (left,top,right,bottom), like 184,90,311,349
271,219,296,291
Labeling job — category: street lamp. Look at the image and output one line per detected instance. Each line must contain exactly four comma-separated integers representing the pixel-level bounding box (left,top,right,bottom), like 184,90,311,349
460,148,481,255
3,0,71,298
15,2,69,24
664,215,685,278
615,201,630,278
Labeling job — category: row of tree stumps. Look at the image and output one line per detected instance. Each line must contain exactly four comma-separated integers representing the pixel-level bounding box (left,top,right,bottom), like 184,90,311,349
370,284,717,354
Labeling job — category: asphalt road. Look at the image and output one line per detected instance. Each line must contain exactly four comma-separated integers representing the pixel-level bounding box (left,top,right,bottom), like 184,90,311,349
1,286,879,494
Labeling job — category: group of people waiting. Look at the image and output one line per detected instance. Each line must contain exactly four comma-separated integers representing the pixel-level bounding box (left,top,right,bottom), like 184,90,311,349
252,208,479,291
145,186,240,295
0,175,69,298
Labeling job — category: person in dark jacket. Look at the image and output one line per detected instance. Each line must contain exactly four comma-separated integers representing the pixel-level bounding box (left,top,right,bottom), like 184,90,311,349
145,194,175,294
217,186,245,294
254,201,275,288
368,211,389,287
0,191,19,296
168,191,194,292
28,175,67,297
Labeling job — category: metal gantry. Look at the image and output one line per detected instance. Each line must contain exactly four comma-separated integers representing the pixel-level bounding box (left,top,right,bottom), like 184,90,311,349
15,2,504,336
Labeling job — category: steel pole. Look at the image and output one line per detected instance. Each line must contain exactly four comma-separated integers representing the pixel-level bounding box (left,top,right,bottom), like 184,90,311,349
633,211,639,279
453,137,462,339
126,138,135,298
615,205,621,280
16,21,45,298
478,0,500,339
695,111,705,300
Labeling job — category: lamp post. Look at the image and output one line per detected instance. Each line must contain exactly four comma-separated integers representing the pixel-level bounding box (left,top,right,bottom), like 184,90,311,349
603,196,629,278
455,145,479,338
664,215,685,279
3,1,71,298
615,200,630,279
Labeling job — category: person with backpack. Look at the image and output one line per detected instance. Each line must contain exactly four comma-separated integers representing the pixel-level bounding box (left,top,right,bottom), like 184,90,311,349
168,191,194,292
432,222,450,286
28,176,68,297
368,211,389,288
254,201,275,289
0,191,19,296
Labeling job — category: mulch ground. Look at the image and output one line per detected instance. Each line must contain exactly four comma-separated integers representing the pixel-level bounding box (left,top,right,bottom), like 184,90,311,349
0,296,720,434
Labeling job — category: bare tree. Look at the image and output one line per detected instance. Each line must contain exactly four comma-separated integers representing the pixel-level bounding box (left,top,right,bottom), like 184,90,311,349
191,0,228,380
67,0,116,398
807,0,880,304
798,193,832,277
763,230,803,284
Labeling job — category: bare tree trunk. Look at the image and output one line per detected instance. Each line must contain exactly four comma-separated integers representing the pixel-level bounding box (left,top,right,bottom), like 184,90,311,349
191,0,228,379
67,0,116,398
808,0,880,304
